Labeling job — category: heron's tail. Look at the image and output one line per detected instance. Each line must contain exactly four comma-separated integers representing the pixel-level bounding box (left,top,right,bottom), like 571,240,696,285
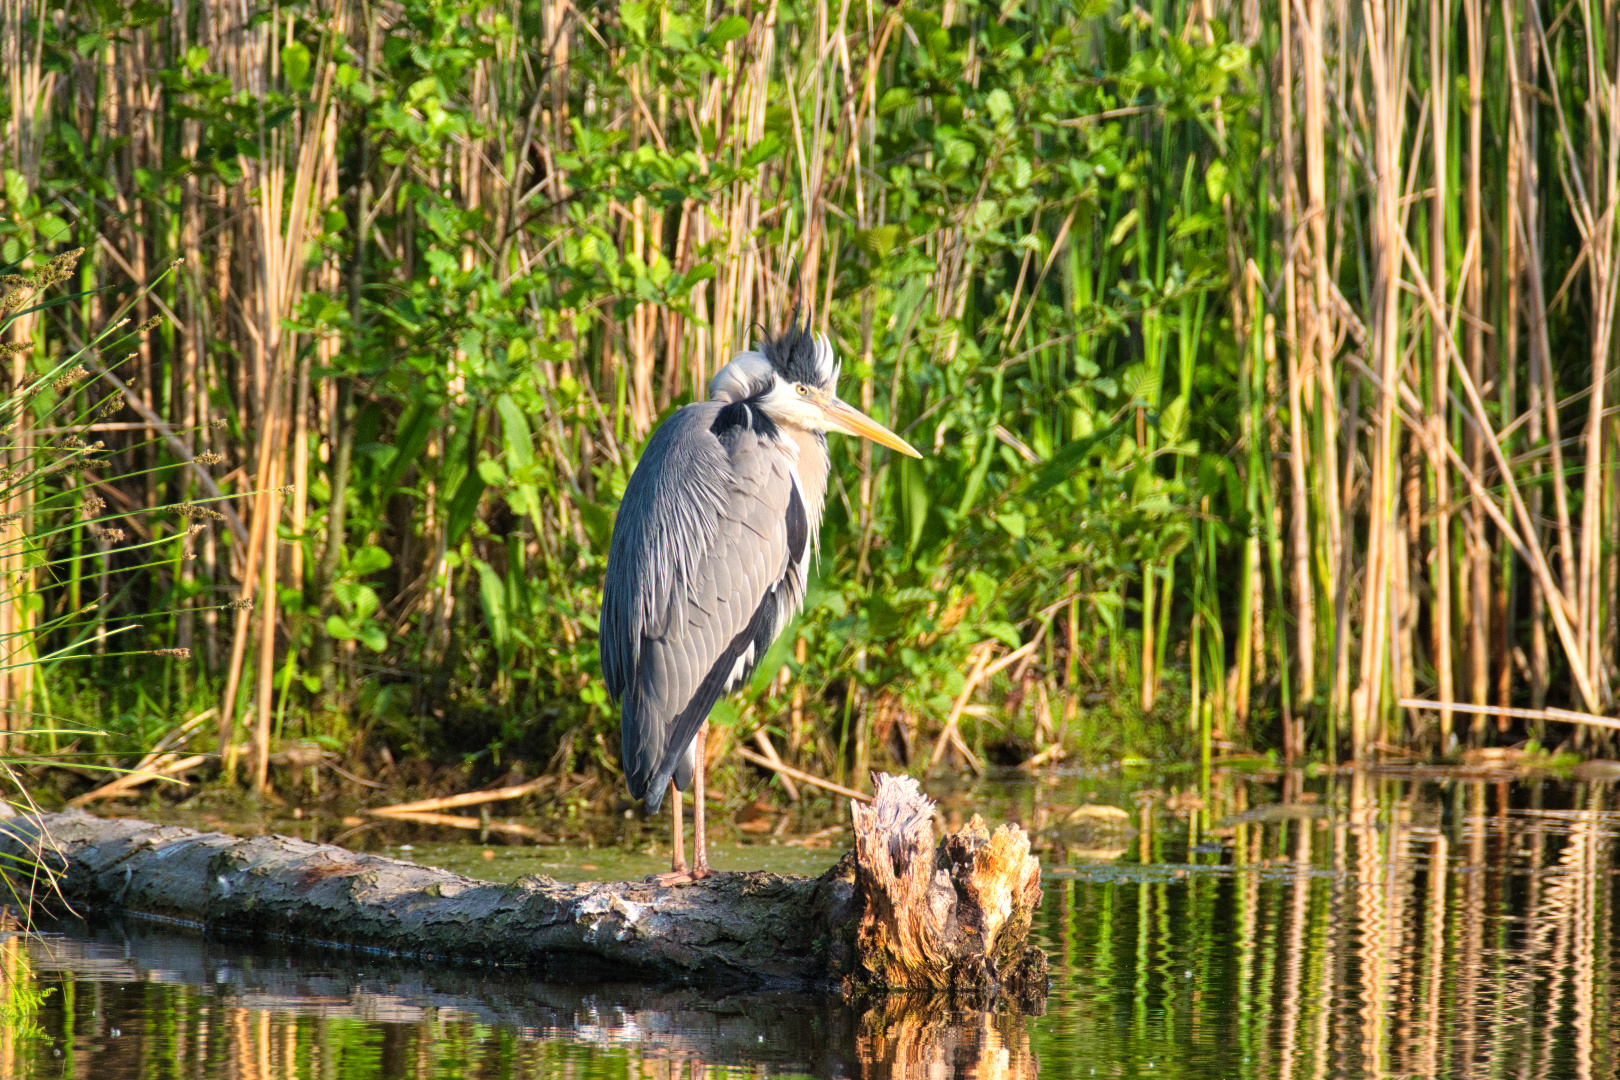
621,701,697,814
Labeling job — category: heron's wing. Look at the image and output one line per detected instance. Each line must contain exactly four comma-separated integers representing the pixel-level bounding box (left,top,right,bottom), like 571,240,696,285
599,403,811,809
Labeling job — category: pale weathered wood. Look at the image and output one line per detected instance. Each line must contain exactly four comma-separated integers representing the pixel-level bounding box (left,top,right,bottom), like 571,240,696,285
0,773,1047,999
848,774,1046,996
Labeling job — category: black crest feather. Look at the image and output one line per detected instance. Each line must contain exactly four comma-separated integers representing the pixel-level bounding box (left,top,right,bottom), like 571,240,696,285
760,310,834,389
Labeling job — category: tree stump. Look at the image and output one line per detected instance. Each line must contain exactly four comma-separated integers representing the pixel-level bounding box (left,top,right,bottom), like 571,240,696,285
846,774,1047,998
0,773,1046,1000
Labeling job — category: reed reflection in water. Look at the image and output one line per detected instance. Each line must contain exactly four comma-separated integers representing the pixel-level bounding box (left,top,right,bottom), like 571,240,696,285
0,774,1615,1079
1038,774,1620,1079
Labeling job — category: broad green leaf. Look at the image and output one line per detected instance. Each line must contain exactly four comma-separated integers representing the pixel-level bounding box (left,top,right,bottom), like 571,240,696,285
281,42,311,90
855,226,902,261
1121,362,1158,405
1159,396,1189,443
706,15,749,46
621,1,648,37
1108,207,1140,247
497,394,534,471
37,215,69,243
351,585,380,621
447,468,487,546
349,545,392,578
474,558,509,652
878,87,912,115
986,88,1014,123
741,134,781,168
995,511,1026,538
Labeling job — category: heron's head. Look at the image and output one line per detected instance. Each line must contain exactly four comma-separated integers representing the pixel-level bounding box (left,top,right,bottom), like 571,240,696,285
706,320,921,457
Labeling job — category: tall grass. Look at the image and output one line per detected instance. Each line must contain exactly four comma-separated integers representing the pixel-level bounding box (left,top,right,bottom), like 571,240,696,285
0,0,1616,789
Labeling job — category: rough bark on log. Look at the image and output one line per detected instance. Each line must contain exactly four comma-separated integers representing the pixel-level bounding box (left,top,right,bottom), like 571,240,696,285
0,774,1046,999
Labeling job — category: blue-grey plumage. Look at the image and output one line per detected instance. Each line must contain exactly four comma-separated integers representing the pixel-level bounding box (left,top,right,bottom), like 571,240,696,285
601,395,812,811
599,319,920,878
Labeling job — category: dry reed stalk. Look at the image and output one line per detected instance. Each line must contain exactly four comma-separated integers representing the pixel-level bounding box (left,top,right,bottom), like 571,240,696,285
0,0,58,739
735,744,870,803
1397,697,1620,733
361,808,548,839
1562,0,1618,703
1459,0,1488,720
210,14,342,787
1299,0,1341,727
1280,0,1313,748
1397,235,1601,711
370,776,551,816
1427,0,1453,744
1353,0,1409,759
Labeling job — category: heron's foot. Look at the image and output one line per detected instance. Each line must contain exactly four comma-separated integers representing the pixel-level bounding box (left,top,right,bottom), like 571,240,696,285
646,870,697,886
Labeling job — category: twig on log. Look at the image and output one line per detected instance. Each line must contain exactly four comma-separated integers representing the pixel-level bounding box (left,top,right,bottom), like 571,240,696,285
735,746,871,802
362,808,549,840
368,776,551,817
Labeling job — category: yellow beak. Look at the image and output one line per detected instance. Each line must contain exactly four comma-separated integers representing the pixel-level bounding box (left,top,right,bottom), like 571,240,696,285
813,390,922,458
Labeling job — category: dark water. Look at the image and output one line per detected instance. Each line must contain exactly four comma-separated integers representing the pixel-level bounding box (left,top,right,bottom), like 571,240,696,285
3,771,1619,1078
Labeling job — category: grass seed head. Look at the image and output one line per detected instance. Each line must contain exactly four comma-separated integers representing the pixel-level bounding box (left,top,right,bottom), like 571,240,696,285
0,276,34,314
226,598,254,611
51,365,88,391
195,451,224,465
153,648,190,658
39,248,84,286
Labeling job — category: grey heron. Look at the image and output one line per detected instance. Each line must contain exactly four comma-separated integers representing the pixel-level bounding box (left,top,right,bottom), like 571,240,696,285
600,319,921,882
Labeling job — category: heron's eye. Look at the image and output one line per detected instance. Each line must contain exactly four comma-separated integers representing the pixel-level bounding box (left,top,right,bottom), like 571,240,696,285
795,384,809,396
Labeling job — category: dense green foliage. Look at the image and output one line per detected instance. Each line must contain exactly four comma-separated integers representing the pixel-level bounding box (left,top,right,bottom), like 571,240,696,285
1,0,1263,783
9,0,1620,785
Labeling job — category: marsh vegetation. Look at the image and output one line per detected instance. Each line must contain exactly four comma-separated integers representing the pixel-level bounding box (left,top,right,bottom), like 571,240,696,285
0,0,1618,805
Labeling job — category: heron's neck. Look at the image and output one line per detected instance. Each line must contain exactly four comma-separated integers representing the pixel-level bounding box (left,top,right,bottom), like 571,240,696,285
784,427,830,542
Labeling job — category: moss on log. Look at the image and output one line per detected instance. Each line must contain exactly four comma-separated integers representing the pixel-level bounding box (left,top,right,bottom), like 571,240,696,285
0,774,1047,999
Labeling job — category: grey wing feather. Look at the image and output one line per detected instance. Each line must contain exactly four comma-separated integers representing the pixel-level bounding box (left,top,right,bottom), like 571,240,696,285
600,403,809,813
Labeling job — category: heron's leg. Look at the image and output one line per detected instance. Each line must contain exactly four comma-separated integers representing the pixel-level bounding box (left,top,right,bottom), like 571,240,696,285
691,721,712,878
668,780,689,875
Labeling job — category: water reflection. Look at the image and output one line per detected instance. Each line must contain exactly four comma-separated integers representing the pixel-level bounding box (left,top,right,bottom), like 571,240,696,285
3,773,1618,1078
1037,773,1620,1079
3,920,1037,1078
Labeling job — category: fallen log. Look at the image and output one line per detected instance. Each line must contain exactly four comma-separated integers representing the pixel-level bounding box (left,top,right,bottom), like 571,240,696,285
0,773,1047,999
